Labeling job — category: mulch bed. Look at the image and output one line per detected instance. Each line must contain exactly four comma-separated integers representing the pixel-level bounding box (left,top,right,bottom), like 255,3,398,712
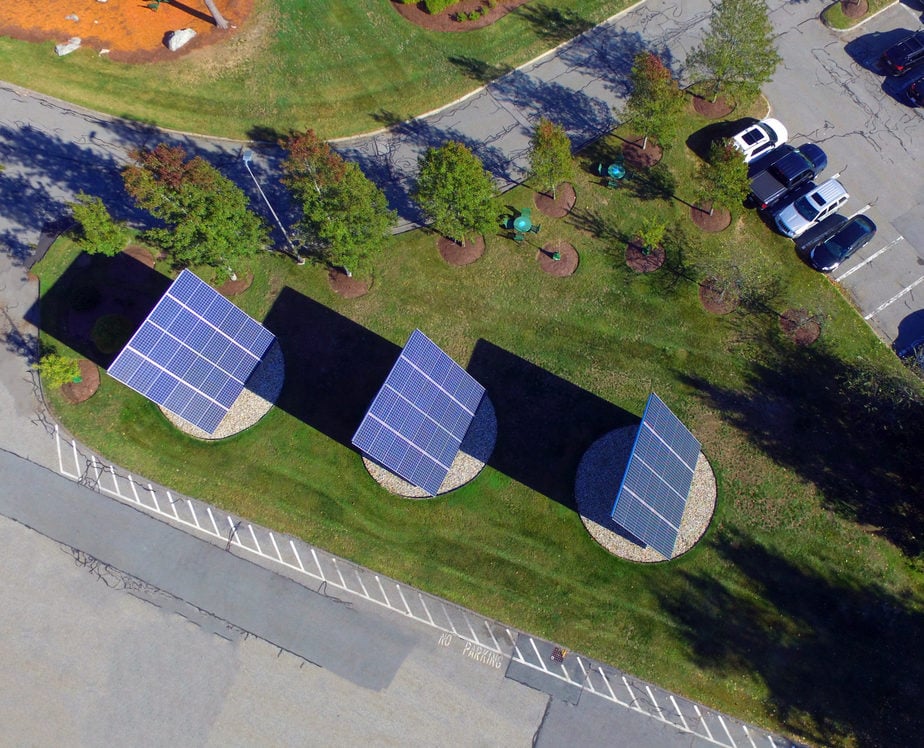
621,137,663,169
690,203,731,232
841,0,869,19
390,0,529,32
538,241,578,276
779,308,822,346
0,0,253,62
328,268,372,298
60,360,99,404
219,272,254,297
691,93,735,119
534,183,576,218
437,234,485,266
699,280,738,315
625,240,665,273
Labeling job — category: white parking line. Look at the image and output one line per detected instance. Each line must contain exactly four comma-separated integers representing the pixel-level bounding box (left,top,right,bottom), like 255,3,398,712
835,235,904,281
864,274,924,319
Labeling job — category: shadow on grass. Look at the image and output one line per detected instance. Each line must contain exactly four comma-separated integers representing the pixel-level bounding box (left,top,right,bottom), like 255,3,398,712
262,286,400,449
466,338,634,510
685,119,754,162
515,2,594,45
28,250,171,367
657,528,924,747
680,340,924,556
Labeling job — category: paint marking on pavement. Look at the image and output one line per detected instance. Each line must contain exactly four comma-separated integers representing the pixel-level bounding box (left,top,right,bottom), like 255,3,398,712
864,274,924,319
835,235,903,281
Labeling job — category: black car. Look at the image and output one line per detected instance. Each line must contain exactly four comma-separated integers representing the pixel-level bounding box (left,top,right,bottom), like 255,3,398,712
749,143,828,210
794,213,848,254
908,72,924,106
881,31,924,76
807,215,877,272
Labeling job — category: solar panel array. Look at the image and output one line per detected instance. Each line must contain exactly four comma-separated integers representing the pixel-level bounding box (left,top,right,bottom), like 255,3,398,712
107,269,275,434
352,329,485,496
611,393,701,559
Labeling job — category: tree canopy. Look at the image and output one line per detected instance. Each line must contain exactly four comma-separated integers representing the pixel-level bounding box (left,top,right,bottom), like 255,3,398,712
69,192,126,257
697,139,750,213
527,118,575,198
282,131,394,278
686,0,781,102
122,144,267,280
413,141,500,245
623,51,685,149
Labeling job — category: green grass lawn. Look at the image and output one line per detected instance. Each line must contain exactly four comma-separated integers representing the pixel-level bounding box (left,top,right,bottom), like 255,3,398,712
0,0,631,139
35,102,924,747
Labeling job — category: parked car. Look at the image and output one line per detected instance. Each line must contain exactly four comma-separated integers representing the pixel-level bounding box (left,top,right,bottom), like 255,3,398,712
750,144,828,210
807,215,877,272
908,71,924,106
774,179,849,238
794,213,849,254
731,118,788,163
880,31,924,76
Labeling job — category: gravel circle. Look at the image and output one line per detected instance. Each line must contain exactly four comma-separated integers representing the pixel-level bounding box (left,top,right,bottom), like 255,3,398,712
161,341,285,440
575,426,716,562
362,396,497,499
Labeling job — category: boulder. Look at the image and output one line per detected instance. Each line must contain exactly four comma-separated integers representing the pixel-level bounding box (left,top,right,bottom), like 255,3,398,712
65,13,79,21
54,37,82,56
166,28,196,52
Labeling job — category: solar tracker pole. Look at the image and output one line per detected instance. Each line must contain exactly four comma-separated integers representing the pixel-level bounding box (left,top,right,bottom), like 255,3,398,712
242,149,306,265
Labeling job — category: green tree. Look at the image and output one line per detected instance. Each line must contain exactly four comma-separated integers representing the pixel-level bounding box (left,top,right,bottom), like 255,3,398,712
697,139,750,215
69,192,126,256
527,118,575,199
623,51,685,150
687,0,781,103
299,162,396,278
413,141,500,246
122,144,267,281
36,353,81,388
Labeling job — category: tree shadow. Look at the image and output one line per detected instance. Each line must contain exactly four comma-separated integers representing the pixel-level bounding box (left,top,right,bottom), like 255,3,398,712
446,56,513,84
685,119,752,162
466,339,634,509
514,2,594,45
843,28,914,75
657,528,924,747
679,339,924,556
554,25,653,100
893,308,924,356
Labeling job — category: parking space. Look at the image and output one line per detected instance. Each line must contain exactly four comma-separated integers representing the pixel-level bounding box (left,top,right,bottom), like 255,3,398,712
764,1,924,347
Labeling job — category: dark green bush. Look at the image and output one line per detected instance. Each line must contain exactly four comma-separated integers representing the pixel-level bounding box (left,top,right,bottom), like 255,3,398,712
424,0,459,14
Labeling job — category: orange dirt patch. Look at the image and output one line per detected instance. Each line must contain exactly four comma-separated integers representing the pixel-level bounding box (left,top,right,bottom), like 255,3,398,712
0,0,253,63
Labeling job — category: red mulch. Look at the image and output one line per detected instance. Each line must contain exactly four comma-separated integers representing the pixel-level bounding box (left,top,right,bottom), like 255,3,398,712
328,268,372,298
534,183,576,218
699,280,738,315
621,137,663,169
841,0,869,19
219,272,254,297
390,0,530,32
690,203,731,232
60,359,100,404
779,309,822,346
0,0,254,63
691,93,735,119
437,234,485,266
538,241,578,276
625,240,665,273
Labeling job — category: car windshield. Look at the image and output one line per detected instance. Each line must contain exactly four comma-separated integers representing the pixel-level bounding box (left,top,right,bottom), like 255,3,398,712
794,193,823,221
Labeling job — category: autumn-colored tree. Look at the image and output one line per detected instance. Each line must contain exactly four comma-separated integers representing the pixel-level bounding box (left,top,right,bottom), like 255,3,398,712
623,52,685,150
122,144,267,280
281,129,347,200
527,118,575,199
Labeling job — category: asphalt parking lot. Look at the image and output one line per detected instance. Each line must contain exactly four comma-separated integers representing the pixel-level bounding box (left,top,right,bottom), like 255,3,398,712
765,0,924,351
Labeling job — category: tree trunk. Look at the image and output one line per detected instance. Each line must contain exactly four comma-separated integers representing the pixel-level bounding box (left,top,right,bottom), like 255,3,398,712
203,0,230,29
642,134,649,150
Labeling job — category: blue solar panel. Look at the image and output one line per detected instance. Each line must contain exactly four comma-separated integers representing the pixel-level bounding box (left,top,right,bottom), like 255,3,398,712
611,393,701,559
107,269,275,434
352,329,485,495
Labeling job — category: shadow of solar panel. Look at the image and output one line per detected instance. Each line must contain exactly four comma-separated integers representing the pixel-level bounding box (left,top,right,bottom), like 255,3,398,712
611,393,701,559
107,270,275,434
352,329,485,495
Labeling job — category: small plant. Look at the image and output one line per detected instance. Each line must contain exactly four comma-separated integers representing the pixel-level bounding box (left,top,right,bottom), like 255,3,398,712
637,217,667,254
36,353,81,388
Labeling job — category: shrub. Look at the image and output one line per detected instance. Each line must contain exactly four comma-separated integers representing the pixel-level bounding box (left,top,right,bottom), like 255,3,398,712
69,192,127,257
36,353,82,388
424,0,459,14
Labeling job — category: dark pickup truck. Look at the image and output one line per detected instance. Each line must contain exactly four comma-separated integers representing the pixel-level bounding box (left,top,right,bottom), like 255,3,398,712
749,143,827,210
